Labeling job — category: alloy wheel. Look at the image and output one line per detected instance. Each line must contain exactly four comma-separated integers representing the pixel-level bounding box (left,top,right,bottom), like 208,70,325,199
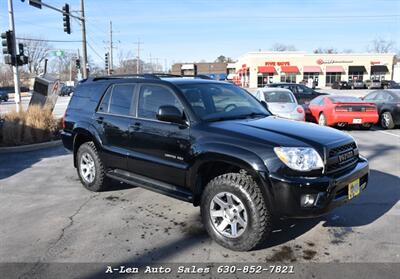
79,152,96,183
209,192,248,238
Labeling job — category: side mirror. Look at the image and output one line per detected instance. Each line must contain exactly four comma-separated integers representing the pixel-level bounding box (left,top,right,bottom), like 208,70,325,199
156,105,186,125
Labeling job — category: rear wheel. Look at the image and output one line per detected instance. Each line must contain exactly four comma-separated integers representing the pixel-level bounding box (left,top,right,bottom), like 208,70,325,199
318,113,327,126
201,172,272,251
380,112,395,129
76,142,109,192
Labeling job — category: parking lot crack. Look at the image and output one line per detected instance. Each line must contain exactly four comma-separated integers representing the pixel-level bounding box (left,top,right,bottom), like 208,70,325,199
51,194,98,248
18,194,98,279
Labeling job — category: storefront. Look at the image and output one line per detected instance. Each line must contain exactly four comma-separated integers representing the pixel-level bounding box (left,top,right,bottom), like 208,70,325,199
370,65,389,81
303,66,321,86
257,66,275,87
234,51,396,88
348,66,367,81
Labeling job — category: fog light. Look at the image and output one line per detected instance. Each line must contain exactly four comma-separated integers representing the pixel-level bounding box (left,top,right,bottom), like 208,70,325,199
301,194,316,207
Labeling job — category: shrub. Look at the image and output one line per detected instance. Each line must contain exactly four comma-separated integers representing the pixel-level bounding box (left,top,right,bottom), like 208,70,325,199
0,105,60,146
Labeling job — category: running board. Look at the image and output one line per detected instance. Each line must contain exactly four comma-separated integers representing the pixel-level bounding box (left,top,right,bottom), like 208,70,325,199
106,169,193,203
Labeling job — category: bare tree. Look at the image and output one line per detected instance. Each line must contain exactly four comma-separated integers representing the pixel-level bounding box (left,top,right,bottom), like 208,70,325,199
270,43,297,51
215,55,235,63
313,47,338,54
368,38,395,53
18,37,52,76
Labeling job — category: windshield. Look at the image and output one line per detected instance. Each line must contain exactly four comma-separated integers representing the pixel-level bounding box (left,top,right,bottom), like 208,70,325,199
264,91,295,103
178,83,270,121
329,96,362,102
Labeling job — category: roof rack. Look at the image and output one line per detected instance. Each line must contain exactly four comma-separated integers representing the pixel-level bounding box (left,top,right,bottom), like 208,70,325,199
91,73,213,82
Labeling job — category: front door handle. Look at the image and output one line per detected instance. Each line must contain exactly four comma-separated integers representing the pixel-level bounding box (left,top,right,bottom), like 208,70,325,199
96,116,104,124
130,122,141,131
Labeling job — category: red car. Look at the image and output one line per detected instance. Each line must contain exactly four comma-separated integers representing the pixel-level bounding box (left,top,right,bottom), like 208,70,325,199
307,95,379,129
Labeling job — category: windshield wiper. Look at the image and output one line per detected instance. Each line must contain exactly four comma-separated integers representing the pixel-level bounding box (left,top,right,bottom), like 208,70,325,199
205,113,268,122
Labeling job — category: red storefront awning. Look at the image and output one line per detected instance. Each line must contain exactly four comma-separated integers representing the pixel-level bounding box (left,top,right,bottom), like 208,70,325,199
258,66,276,73
303,66,321,73
281,66,299,73
326,66,345,73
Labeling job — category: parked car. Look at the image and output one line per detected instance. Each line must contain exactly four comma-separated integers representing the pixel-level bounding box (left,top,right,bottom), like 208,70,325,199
266,83,327,104
307,95,378,129
60,86,74,96
381,80,399,89
369,80,382,89
331,81,351,90
362,90,400,129
62,74,369,251
0,90,9,103
349,80,366,89
255,88,305,121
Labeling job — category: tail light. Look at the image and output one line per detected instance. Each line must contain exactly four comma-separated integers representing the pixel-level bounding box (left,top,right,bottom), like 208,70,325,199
61,112,66,130
365,106,377,112
335,106,348,112
296,106,304,113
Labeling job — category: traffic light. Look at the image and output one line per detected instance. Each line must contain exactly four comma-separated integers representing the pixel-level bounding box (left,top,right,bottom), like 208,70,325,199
62,4,71,34
1,30,14,55
105,52,109,72
75,58,81,69
1,30,14,65
21,1,42,9
17,44,28,66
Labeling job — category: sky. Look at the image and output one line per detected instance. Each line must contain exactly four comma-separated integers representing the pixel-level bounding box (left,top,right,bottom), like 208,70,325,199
0,0,399,68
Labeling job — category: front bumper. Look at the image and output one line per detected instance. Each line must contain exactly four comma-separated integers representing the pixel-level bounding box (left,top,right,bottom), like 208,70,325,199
265,157,369,218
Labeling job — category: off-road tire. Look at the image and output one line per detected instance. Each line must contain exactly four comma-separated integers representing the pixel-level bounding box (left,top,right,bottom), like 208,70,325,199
201,172,272,251
76,141,108,192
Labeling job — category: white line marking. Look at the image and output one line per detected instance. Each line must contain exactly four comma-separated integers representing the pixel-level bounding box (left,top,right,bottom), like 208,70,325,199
371,129,400,138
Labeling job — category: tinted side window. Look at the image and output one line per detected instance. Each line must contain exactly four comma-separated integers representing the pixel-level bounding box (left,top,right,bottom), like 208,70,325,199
138,85,183,120
375,92,386,101
310,96,322,105
97,87,112,113
364,92,377,100
109,84,136,116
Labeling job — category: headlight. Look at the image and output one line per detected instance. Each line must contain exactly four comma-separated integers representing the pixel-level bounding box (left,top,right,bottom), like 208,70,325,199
273,147,324,171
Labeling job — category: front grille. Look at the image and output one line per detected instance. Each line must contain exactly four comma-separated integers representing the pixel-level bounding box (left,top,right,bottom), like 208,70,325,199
329,142,357,157
327,142,358,174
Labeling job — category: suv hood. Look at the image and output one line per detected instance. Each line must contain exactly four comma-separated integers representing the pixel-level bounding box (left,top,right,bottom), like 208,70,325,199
208,116,353,148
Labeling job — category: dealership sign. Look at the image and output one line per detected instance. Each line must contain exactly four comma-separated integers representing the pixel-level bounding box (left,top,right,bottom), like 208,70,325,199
316,59,353,65
265,61,290,66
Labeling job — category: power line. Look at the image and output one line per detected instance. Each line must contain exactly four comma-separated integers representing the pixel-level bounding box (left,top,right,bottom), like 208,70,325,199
16,37,82,43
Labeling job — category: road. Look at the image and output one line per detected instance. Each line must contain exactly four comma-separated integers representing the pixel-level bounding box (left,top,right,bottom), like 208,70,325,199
0,127,399,272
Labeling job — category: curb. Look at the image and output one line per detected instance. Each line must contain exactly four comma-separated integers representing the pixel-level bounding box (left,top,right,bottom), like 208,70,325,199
0,140,62,154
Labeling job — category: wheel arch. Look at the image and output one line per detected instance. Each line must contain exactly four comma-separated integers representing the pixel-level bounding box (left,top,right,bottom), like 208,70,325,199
72,127,102,168
188,148,274,208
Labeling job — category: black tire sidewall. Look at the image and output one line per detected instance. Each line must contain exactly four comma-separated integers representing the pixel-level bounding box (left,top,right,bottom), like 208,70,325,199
76,143,105,192
381,112,394,129
201,179,267,251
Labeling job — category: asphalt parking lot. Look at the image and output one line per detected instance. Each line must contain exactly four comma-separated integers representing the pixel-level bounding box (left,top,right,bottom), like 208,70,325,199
0,88,399,277
0,119,399,259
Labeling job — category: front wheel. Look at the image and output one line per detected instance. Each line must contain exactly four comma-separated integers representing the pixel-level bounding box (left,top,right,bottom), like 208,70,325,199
76,142,109,192
381,112,395,129
201,172,272,251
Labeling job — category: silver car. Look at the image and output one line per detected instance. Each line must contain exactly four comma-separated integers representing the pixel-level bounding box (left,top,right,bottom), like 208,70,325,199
255,88,305,121
369,80,382,89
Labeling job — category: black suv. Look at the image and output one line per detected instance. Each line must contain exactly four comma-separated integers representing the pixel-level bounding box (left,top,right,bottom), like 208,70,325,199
62,74,369,251
266,83,327,104
0,88,10,103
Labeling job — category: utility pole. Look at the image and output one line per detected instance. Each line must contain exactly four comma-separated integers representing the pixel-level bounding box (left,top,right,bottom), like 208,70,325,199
134,39,143,74
109,21,113,74
7,0,21,112
80,0,88,79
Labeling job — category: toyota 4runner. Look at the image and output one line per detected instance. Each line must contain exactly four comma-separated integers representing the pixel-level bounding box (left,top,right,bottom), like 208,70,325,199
61,74,369,251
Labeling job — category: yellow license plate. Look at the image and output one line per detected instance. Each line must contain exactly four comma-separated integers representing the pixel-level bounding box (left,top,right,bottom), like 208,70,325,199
348,179,360,199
